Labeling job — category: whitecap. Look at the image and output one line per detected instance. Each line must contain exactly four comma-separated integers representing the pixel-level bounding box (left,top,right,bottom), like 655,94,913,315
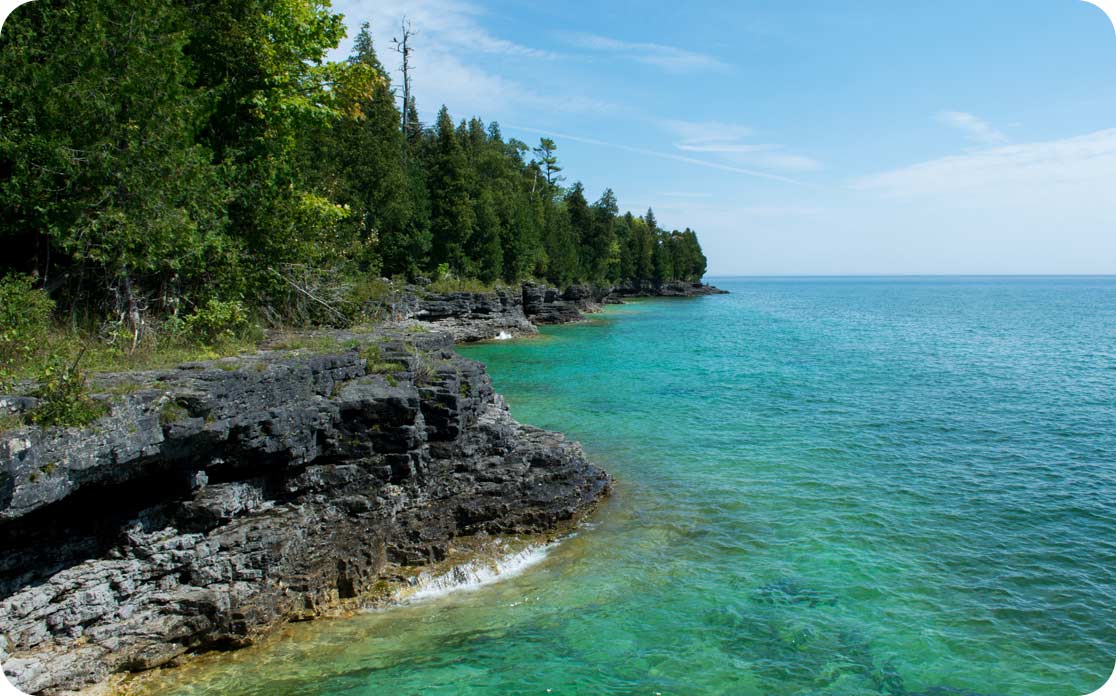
402,542,555,603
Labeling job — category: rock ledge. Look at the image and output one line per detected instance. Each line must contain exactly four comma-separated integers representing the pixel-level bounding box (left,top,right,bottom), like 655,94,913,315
0,329,610,694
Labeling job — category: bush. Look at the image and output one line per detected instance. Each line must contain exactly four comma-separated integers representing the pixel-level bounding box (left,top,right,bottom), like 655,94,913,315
0,274,54,389
29,353,106,427
180,299,253,346
426,277,501,294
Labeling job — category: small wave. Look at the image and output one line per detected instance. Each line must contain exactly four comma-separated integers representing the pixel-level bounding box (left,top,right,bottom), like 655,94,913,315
403,542,556,603
495,331,514,341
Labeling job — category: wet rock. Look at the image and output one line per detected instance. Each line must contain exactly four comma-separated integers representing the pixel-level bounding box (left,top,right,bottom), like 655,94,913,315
0,328,610,694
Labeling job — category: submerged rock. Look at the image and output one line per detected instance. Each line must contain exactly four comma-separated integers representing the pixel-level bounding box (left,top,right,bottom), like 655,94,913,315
0,330,610,694
752,577,838,608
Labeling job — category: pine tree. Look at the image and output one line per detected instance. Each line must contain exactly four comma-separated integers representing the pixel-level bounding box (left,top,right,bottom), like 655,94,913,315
589,189,619,283
533,138,563,187
472,189,504,283
428,106,476,275
564,183,592,280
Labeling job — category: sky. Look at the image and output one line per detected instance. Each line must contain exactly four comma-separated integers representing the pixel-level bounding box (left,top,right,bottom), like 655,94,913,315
327,0,1116,276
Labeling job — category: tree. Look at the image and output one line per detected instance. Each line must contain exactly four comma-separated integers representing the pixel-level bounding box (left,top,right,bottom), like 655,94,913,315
588,189,619,283
0,0,230,338
391,18,416,135
532,138,563,188
427,106,475,275
183,0,348,291
471,189,504,283
564,183,592,279
313,22,427,278
543,202,578,286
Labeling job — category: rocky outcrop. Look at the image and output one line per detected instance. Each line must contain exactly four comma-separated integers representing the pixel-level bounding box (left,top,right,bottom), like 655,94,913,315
408,283,597,339
521,283,585,325
0,330,609,694
402,280,725,342
412,288,536,342
610,280,728,298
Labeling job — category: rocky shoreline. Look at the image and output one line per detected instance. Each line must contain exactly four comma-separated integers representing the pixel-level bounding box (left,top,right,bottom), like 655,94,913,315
407,280,726,342
0,329,610,694
0,280,724,695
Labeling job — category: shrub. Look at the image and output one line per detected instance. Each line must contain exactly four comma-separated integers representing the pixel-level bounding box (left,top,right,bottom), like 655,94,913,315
426,277,500,294
29,353,107,428
180,299,253,346
0,274,54,389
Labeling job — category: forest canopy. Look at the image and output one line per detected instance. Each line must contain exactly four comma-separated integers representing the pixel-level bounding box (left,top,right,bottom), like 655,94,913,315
0,0,709,328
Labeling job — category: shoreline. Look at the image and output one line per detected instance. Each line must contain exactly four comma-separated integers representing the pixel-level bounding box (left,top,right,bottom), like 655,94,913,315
0,283,724,695
114,523,595,695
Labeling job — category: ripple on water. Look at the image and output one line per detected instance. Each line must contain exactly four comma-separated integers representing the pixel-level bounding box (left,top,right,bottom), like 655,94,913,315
150,278,1116,696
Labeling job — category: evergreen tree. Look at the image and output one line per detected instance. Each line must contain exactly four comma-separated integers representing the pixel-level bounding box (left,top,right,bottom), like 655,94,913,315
532,138,563,187
471,189,504,284
0,4,714,331
0,0,229,314
543,202,578,286
589,189,619,283
564,183,592,280
428,106,475,275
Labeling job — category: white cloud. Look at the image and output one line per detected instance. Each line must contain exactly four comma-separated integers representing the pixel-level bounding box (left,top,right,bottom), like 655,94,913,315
660,119,822,173
336,0,555,60
331,0,606,119
660,119,755,144
852,128,1116,197
936,110,1009,145
564,33,727,74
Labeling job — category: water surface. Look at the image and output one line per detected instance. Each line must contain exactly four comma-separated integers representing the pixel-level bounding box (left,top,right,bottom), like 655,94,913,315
155,277,1116,696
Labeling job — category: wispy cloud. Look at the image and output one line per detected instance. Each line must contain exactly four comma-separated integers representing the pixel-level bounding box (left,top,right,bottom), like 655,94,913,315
661,119,823,173
852,128,1116,197
338,0,556,59
936,110,1009,146
564,32,727,74
332,0,605,118
506,125,802,184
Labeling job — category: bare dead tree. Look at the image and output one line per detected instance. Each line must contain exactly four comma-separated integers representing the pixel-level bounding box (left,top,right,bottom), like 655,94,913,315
391,18,416,134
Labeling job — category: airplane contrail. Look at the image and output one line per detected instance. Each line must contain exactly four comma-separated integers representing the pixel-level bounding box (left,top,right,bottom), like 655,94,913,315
505,125,802,185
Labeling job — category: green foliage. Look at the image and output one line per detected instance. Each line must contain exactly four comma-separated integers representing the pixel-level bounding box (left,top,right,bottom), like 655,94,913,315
181,300,253,346
29,354,107,428
427,277,501,294
428,106,476,275
0,274,53,389
159,399,190,425
0,0,712,335
0,411,24,433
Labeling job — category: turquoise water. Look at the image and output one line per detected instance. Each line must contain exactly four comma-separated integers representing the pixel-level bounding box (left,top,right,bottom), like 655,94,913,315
158,277,1116,695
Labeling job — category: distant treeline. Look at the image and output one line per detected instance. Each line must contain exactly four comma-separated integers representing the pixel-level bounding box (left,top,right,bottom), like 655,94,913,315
0,0,708,323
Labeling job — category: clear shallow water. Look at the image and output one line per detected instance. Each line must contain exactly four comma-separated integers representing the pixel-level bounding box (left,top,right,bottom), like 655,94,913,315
153,277,1116,696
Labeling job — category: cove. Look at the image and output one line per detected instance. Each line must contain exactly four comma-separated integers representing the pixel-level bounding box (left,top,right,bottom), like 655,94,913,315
144,276,1116,696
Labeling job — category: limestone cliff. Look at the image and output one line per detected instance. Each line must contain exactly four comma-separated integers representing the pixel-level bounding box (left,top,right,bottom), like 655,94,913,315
0,330,609,694
407,280,726,342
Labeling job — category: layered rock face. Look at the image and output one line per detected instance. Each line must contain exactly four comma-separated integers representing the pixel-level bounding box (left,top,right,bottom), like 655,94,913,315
408,280,725,341
411,288,536,342
0,331,609,694
411,283,599,340
611,280,729,298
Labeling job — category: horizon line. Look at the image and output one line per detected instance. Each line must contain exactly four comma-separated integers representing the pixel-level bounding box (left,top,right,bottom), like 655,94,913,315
705,273,1116,278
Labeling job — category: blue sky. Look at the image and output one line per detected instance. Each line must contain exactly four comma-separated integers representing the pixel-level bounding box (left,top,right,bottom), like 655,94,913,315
329,0,1116,275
